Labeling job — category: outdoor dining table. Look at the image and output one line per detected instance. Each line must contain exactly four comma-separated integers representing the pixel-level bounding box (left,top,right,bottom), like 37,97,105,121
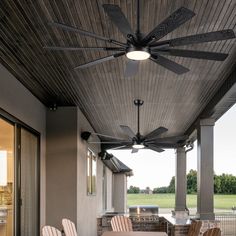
102,232,168,236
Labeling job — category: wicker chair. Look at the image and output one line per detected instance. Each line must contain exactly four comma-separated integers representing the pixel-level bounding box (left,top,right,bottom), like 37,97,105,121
203,228,221,236
62,218,77,236
42,226,62,236
187,220,202,236
110,215,133,232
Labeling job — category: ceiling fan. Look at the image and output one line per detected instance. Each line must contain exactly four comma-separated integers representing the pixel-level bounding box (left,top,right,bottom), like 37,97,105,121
81,99,188,153
45,0,235,77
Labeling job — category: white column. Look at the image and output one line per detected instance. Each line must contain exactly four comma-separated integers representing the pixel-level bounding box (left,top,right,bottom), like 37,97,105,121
175,147,187,211
197,118,215,220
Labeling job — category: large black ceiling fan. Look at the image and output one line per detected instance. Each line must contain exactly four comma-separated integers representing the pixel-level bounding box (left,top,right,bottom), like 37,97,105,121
45,0,235,77
81,99,188,153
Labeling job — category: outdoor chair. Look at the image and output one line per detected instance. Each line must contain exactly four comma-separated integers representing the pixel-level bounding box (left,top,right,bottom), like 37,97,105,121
203,228,221,236
42,225,62,236
188,220,202,236
110,215,133,232
62,218,77,236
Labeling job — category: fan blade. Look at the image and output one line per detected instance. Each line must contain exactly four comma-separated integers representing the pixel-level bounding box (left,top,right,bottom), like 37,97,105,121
120,125,135,139
145,135,188,143
142,7,195,44
131,148,139,153
110,145,131,150
74,52,125,69
157,49,228,61
151,29,236,47
44,46,125,52
88,141,131,144
49,22,110,41
143,127,168,140
147,144,165,153
102,142,132,150
103,4,134,38
48,22,126,47
125,60,139,77
150,54,190,74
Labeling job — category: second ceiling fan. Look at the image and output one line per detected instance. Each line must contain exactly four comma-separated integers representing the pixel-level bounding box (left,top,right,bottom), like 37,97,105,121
45,0,235,77
81,99,188,153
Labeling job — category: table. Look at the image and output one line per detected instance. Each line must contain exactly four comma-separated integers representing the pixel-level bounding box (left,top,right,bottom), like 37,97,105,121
102,232,168,236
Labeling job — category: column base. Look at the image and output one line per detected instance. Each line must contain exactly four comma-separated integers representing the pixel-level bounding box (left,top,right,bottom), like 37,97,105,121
196,212,215,220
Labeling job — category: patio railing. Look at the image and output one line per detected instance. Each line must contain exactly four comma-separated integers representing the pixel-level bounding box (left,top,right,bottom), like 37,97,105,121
215,213,236,236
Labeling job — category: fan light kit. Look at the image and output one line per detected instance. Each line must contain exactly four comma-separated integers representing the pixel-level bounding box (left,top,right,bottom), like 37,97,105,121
132,142,145,149
126,47,150,60
45,0,235,77
81,99,189,154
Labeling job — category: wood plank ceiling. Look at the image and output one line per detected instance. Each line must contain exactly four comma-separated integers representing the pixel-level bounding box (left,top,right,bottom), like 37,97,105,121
0,0,235,139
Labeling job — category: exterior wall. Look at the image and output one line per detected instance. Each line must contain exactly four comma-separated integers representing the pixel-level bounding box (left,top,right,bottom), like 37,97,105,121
46,107,78,228
0,64,46,227
113,173,127,213
77,108,103,236
105,169,113,211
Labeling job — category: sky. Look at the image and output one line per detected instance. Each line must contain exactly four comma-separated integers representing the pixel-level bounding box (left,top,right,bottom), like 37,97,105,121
109,104,236,190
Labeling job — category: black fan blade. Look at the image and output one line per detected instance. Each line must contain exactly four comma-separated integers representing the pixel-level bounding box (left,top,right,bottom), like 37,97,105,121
142,7,195,44
49,22,110,41
125,60,139,77
131,148,139,153
88,141,131,144
151,29,236,47
44,46,125,52
102,142,132,150
110,145,131,150
48,22,126,47
103,4,134,38
120,125,135,139
150,54,190,74
143,127,168,140
147,144,165,153
74,52,125,69
156,49,228,61
145,135,188,143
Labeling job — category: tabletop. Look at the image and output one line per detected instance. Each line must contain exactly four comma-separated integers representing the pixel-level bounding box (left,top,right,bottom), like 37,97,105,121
102,232,168,236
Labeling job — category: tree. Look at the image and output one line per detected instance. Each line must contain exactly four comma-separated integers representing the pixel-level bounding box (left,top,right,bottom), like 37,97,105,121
127,185,140,194
168,176,175,193
187,169,197,193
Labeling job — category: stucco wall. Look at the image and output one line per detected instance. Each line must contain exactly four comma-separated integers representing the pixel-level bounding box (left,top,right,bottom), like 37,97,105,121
46,107,78,228
0,64,46,227
77,108,103,236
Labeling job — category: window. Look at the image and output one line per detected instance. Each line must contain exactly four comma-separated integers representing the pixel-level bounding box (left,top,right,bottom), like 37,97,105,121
87,149,97,195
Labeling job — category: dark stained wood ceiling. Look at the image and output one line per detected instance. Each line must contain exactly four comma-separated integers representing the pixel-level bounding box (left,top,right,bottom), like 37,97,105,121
0,0,235,139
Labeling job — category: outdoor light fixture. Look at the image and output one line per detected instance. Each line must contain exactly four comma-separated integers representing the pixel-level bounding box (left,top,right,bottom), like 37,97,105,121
132,141,145,149
126,47,150,61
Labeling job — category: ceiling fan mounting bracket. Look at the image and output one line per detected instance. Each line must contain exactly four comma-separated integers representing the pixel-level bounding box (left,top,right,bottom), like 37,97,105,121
134,99,144,107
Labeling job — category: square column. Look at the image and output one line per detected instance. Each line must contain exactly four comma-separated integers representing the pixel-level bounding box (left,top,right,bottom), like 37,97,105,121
175,147,187,211
197,118,215,220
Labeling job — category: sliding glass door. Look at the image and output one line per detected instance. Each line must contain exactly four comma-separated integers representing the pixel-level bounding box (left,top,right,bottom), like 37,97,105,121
0,115,39,236
0,118,14,236
20,128,39,236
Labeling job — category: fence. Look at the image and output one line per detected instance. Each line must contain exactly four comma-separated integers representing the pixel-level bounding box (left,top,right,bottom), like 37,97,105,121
215,213,236,236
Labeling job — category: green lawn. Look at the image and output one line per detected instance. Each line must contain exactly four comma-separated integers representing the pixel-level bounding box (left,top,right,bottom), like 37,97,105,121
127,194,236,210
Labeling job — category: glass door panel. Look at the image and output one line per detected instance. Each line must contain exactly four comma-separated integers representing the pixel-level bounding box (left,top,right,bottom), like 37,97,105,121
0,118,14,236
20,128,39,236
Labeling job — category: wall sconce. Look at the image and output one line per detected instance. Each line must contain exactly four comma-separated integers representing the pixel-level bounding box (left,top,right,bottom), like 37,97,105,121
0,151,7,186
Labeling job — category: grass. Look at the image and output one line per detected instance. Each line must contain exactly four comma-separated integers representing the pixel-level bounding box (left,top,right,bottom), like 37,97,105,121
127,194,236,210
